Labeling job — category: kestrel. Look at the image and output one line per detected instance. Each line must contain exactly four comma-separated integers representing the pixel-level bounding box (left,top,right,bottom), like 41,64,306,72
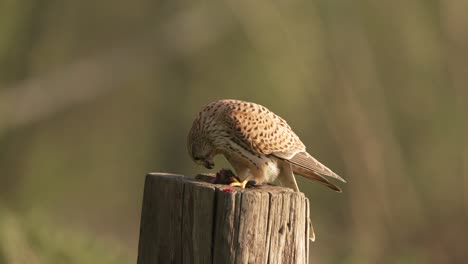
187,99,345,240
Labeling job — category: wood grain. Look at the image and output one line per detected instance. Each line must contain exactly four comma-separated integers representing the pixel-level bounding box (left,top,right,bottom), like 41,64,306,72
137,173,310,264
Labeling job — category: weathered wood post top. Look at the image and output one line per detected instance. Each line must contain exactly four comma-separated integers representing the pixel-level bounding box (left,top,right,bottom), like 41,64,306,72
137,173,310,264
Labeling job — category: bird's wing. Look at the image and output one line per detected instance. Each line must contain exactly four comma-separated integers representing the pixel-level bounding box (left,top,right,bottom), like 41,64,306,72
225,103,345,183
225,105,305,155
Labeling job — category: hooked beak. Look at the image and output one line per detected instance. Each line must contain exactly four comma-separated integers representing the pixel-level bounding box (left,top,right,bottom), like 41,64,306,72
204,160,215,169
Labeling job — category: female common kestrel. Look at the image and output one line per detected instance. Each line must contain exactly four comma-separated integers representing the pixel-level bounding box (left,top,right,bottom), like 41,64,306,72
187,99,345,192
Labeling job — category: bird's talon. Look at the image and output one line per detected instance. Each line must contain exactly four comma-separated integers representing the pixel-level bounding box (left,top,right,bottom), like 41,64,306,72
227,179,244,188
228,181,242,188
241,180,248,189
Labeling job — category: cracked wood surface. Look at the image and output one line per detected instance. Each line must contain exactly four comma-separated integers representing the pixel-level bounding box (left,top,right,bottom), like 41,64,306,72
137,173,310,264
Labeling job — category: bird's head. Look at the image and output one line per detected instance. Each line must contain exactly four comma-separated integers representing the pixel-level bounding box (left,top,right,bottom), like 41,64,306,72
187,118,216,169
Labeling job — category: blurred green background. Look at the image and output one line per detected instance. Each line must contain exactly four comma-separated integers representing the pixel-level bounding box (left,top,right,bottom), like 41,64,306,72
0,0,467,263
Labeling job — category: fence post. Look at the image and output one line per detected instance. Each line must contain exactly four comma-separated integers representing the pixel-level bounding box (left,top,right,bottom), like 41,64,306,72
137,173,310,264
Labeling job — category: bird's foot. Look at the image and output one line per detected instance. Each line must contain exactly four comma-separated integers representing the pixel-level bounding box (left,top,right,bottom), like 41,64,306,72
228,180,248,189
229,179,250,189
228,176,260,189
214,169,257,189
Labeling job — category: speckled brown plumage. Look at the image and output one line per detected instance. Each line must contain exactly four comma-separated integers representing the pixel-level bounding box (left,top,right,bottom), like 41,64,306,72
188,99,344,188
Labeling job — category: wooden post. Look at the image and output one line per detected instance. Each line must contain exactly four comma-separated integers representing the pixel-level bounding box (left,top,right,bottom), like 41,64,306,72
137,173,310,264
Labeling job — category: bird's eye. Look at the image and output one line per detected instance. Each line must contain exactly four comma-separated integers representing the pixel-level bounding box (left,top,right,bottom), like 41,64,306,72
194,157,201,161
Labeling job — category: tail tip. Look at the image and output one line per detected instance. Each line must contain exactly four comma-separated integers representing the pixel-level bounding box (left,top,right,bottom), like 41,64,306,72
334,173,347,183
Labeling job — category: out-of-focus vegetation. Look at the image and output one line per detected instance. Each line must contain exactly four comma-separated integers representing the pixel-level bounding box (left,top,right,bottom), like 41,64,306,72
0,206,131,264
0,0,467,263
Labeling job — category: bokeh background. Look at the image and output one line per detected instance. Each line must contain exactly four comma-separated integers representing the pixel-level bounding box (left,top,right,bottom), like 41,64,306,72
1,0,467,263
